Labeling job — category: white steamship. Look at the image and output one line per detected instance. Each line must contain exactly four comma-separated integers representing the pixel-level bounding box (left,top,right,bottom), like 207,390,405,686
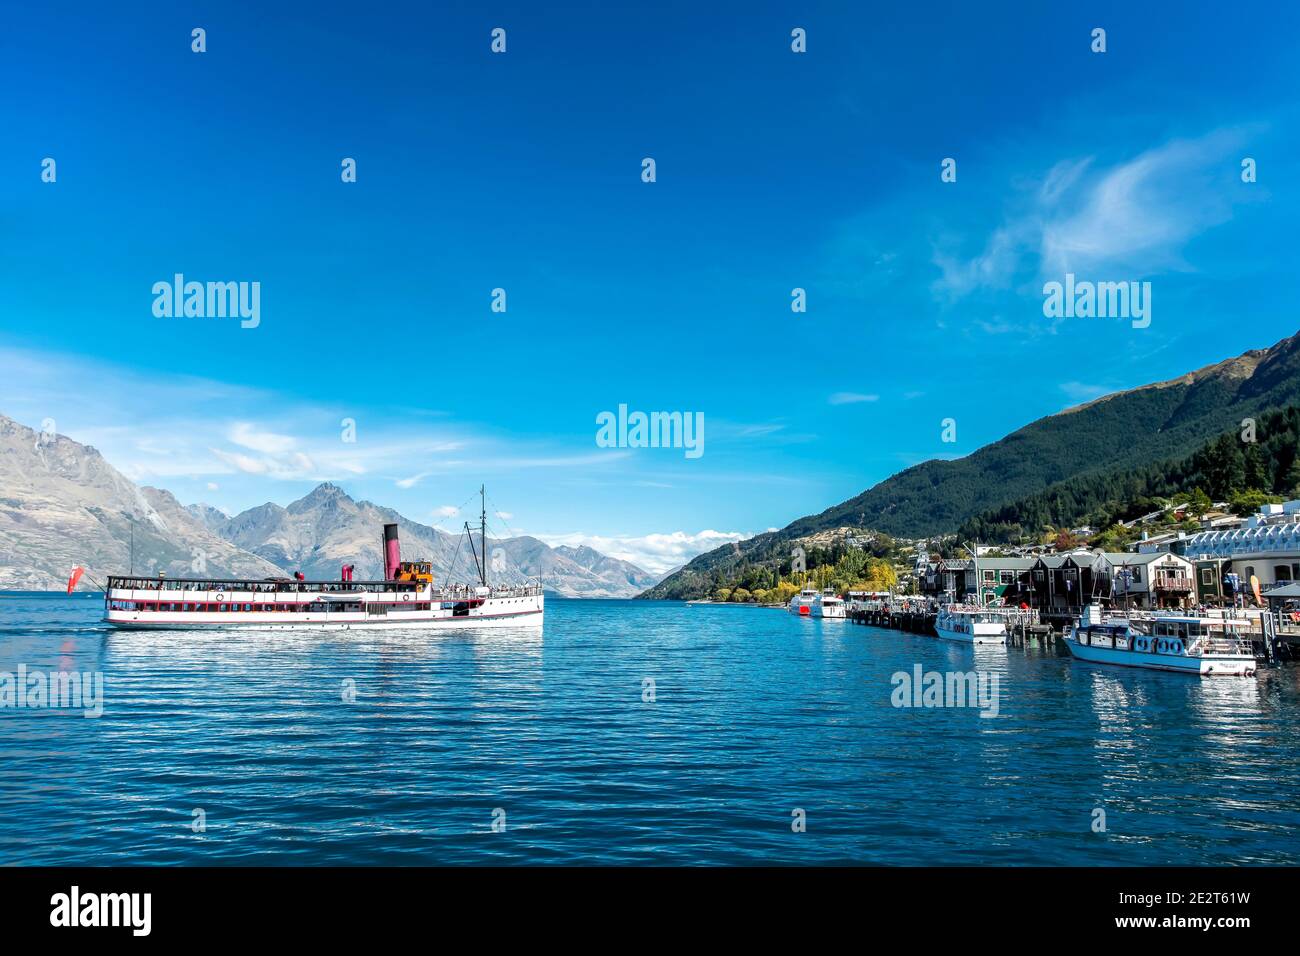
103,490,543,630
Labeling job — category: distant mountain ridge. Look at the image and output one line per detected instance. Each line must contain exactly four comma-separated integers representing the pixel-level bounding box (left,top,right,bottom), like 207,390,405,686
212,482,659,598
0,415,285,590
0,415,657,597
642,330,1300,600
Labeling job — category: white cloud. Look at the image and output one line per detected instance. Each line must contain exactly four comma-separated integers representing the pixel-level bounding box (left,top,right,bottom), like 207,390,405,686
933,128,1253,299
1041,134,1242,275
434,505,459,518
206,482,219,491
211,448,269,475
210,443,317,480
536,529,752,577
229,422,297,454
829,392,879,405
0,345,570,489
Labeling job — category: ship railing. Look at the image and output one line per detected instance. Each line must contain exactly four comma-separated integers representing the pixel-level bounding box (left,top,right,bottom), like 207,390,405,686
104,577,542,597
1189,636,1254,656
108,577,418,594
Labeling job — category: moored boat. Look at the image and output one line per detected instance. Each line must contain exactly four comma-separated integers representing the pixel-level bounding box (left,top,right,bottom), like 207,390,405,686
812,588,846,619
788,588,818,616
934,604,1009,644
1064,605,1257,676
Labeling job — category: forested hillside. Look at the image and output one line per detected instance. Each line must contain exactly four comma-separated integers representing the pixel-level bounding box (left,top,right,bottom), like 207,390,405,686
642,332,1300,600
956,406,1300,543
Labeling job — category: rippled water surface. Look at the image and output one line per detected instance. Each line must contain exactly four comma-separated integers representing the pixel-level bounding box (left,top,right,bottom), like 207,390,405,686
2,593,1299,865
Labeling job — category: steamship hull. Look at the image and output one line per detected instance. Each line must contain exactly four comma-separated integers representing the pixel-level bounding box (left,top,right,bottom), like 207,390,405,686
104,516,544,630
104,601,544,630
104,583,543,630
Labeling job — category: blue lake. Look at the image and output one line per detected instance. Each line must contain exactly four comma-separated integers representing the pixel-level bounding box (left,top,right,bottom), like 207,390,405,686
2,593,1298,865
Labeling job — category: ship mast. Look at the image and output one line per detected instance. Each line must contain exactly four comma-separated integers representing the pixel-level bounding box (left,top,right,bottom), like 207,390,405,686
463,485,490,588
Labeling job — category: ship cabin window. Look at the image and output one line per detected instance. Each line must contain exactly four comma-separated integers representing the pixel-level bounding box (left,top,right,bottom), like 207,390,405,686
1155,621,1194,641
1275,565,1293,583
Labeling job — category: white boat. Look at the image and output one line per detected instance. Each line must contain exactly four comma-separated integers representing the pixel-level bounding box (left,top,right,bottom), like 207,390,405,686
104,489,543,631
788,588,819,616
1064,605,1257,676
812,589,846,619
934,605,1008,644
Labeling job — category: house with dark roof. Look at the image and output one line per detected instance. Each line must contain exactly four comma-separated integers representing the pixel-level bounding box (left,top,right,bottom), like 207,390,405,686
919,557,1035,605
1098,551,1195,610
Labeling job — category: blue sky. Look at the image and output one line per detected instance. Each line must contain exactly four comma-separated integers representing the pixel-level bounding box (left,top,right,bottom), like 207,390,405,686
2,2,1298,574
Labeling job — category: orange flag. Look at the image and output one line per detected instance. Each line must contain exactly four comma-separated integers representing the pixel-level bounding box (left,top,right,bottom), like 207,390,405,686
67,566,85,594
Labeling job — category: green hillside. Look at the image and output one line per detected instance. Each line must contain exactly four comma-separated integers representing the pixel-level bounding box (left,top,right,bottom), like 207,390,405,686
641,331,1300,600
956,405,1300,544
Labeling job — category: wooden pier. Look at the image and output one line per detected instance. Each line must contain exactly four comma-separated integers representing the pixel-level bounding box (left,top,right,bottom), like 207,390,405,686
847,604,1056,647
848,605,937,635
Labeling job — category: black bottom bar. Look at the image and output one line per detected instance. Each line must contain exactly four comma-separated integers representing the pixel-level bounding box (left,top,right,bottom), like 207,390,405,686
0,866,1289,942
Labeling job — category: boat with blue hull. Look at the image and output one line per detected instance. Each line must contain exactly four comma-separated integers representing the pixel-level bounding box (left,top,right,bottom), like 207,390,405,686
1065,605,1260,676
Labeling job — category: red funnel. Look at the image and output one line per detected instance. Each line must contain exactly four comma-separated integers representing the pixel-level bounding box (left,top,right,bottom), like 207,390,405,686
383,524,401,580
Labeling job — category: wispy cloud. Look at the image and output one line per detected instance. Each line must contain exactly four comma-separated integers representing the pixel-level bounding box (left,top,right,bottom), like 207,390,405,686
0,345,604,491
933,127,1257,300
229,422,297,454
829,392,879,405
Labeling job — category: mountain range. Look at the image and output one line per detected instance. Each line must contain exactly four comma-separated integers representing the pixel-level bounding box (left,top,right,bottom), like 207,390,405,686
0,414,657,597
207,482,657,597
642,330,1300,599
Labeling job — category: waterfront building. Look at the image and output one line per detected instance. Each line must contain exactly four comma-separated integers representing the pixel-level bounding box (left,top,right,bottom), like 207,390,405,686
1028,551,1104,613
918,557,1034,605
1160,501,1300,591
1097,551,1196,610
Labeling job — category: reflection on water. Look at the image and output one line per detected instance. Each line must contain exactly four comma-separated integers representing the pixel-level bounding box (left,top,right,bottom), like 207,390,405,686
970,642,1009,674
1,593,1298,865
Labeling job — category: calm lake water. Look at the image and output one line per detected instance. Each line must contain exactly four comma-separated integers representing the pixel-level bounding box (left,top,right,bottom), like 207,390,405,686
2,593,1299,865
